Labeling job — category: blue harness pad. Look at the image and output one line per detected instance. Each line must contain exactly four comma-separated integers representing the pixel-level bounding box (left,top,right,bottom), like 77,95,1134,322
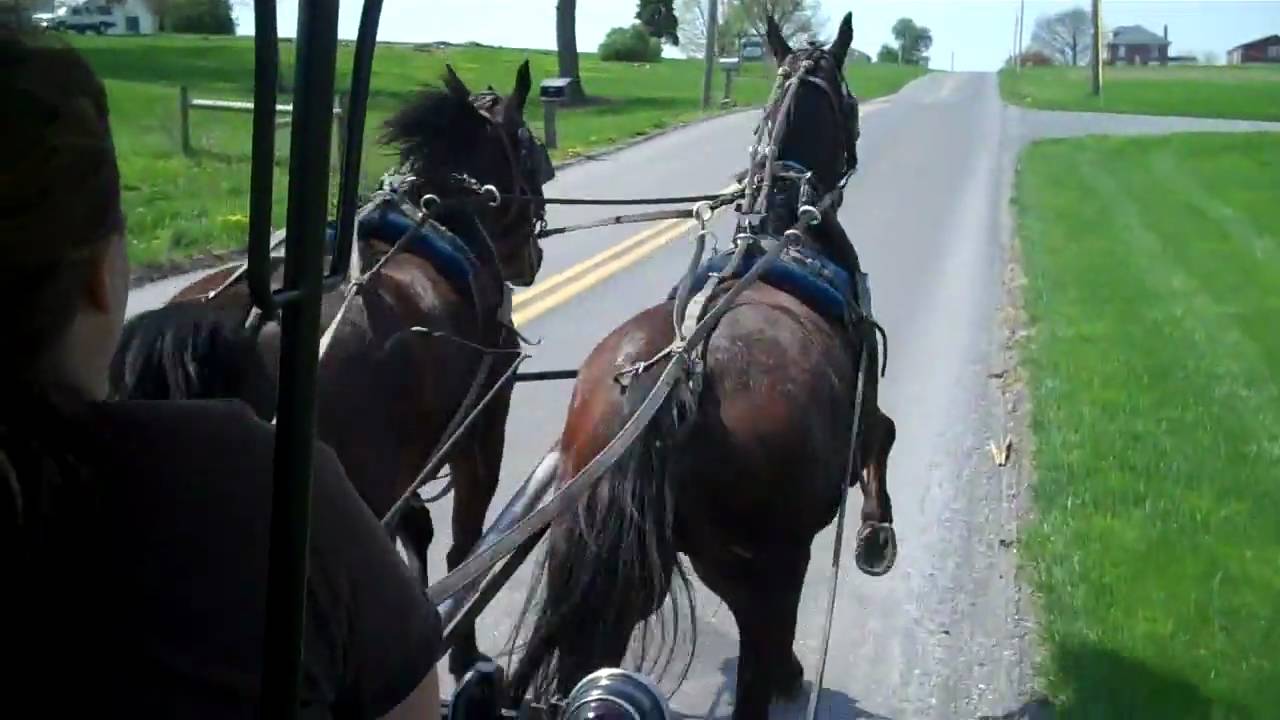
347,202,480,300
670,244,858,324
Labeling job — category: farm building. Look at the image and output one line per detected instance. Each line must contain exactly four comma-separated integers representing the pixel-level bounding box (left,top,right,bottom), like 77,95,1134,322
1227,35,1280,64
1107,24,1170,66
56,0,157,35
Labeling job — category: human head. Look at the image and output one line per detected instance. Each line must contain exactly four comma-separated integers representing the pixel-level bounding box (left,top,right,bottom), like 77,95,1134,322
0,32,129,401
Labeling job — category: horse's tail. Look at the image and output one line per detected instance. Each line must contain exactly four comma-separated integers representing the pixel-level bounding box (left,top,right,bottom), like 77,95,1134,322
508,369,696,704
109,301,276,421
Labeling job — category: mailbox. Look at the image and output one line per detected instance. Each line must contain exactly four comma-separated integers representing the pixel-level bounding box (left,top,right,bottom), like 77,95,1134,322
718,57,741,72
539,78,576,102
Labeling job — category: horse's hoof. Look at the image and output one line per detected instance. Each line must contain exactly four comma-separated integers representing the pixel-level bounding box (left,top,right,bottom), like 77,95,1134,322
854,522,897,576
771,652,805,698
450,660,506,720
449,648,494,680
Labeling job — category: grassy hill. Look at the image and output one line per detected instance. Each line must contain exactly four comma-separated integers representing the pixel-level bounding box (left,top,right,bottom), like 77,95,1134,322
62,35,925,268
1000,64,1280,122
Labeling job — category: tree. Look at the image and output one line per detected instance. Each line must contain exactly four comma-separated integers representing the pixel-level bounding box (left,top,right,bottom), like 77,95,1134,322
876,43,899,64
556,0,585,102
736,0,825,49
144,0,174,31
676,0,747,58
891,17,932,66
1,0,35,31
1029,7,1091,66
1201,50,1220,65
636,0,678,45
600,24,664,62
168,0,235,34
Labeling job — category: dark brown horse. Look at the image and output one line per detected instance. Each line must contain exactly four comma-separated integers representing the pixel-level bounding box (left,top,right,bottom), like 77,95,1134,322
110,61,550,678
508,15,896,720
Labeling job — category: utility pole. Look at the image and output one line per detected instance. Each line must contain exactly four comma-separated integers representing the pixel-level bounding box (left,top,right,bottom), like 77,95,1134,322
951,51,955,72
1012,14,1019,69
701,0,719,109
1091,0,1103,95
1018,0,1026,69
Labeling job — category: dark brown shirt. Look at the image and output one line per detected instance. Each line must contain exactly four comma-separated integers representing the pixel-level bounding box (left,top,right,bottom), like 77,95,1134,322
9,398,440,718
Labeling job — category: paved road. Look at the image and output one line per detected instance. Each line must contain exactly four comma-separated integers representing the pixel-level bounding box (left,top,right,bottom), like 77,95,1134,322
127,72,1280,719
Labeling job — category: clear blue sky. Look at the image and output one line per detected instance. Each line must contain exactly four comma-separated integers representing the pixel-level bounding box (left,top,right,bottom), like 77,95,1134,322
236,1,1280,72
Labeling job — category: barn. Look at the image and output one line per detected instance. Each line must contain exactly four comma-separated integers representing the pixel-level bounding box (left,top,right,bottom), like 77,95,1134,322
1227,35,1280,65
57,0,158,35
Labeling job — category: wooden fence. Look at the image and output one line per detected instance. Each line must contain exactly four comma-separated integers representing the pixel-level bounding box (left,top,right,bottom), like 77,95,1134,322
178,85,348,158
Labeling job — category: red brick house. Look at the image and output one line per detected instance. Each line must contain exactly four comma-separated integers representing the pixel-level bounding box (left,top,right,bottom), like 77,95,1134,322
1107,25,1170,66
1227,35,1280,64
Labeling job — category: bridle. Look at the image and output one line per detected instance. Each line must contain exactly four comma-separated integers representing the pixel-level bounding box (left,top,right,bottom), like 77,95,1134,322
740,47,860,226
468,91,551,286
471,92,552,234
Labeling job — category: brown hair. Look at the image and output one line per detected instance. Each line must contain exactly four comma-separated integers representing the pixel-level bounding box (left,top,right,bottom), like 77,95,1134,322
0,32,123,558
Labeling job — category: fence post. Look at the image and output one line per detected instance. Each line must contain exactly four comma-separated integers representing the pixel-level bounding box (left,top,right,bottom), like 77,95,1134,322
178,84,191,156
542,99,559,150
335,92,348,167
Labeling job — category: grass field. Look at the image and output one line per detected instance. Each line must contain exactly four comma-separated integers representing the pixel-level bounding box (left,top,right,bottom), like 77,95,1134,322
1000,64,1280,122
63,34,925,268
1015,132,1280,718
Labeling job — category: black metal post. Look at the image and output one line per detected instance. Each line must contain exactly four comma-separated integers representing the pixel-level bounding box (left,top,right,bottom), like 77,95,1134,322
329,0,385,290
258,0,341,716
247,1,279,315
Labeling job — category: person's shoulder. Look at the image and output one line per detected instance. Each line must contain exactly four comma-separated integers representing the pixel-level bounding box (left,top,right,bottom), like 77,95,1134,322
91,398,273,454
95,396,266,428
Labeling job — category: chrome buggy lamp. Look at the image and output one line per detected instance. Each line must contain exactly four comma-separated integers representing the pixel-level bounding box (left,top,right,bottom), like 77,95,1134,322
563,669,671,720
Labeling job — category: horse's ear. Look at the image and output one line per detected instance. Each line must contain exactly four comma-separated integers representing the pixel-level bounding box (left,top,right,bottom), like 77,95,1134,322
505,59,532,124
830,13,853,68
765,15,792,64
443,64,470,99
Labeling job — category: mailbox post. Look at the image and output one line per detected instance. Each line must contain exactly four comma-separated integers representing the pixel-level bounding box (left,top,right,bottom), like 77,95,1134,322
539,78,574,150
719,58,741,106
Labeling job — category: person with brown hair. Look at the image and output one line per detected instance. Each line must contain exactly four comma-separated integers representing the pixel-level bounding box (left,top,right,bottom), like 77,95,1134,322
0,32,443,718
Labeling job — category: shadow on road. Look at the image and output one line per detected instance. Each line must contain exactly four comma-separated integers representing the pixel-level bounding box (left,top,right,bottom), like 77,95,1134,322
672,657,890,720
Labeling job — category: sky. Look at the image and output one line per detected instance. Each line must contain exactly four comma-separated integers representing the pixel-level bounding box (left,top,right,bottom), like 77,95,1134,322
234,1,1280,72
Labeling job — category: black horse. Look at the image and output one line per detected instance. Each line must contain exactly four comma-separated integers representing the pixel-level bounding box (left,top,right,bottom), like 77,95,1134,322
110,62,551,680
507,15,897,720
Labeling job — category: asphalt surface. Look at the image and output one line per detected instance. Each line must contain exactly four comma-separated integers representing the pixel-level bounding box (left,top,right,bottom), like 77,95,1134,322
126,72,1280,719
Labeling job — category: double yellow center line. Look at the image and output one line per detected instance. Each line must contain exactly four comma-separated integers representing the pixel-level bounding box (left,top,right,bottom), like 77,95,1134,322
510,182,739,327
508,100,892,327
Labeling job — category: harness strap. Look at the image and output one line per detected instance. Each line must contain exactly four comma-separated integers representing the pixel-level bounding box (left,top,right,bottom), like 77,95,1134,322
805,343,868,720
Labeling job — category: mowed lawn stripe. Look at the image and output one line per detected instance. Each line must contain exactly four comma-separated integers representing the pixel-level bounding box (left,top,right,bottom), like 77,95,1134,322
1016,132,1280,719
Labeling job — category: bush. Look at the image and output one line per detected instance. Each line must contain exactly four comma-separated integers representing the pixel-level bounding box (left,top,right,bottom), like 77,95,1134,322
1019,49,1055,67
169,0,236,35
599,25,662,63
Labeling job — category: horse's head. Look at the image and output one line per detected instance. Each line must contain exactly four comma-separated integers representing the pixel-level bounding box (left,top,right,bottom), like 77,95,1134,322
758,12,859,202
381,60,551,286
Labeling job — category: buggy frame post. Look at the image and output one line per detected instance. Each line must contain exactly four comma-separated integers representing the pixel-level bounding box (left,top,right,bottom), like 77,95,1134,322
256,0,342,716
329,0,386,292
246,1,280,318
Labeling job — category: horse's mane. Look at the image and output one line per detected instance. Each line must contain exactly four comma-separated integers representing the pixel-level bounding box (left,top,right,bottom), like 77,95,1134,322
380,75,489,168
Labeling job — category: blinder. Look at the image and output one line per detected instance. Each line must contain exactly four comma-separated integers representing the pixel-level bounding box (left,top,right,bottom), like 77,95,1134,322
518,125,555,186
842,87,860,173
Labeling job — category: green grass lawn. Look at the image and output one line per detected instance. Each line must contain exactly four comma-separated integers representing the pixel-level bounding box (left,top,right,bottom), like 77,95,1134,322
1016,132,1280,718
1000,64,1280,122
62,34,924,268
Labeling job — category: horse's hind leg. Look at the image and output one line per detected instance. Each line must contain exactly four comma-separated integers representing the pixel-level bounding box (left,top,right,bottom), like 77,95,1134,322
859,407,895,525
445,386,513,678
690,543,810,720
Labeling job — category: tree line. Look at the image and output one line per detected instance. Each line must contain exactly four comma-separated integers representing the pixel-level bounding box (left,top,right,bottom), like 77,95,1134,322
557,0,935,102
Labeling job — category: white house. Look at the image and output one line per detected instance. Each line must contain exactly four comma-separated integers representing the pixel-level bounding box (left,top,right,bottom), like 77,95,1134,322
55,0,157,35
